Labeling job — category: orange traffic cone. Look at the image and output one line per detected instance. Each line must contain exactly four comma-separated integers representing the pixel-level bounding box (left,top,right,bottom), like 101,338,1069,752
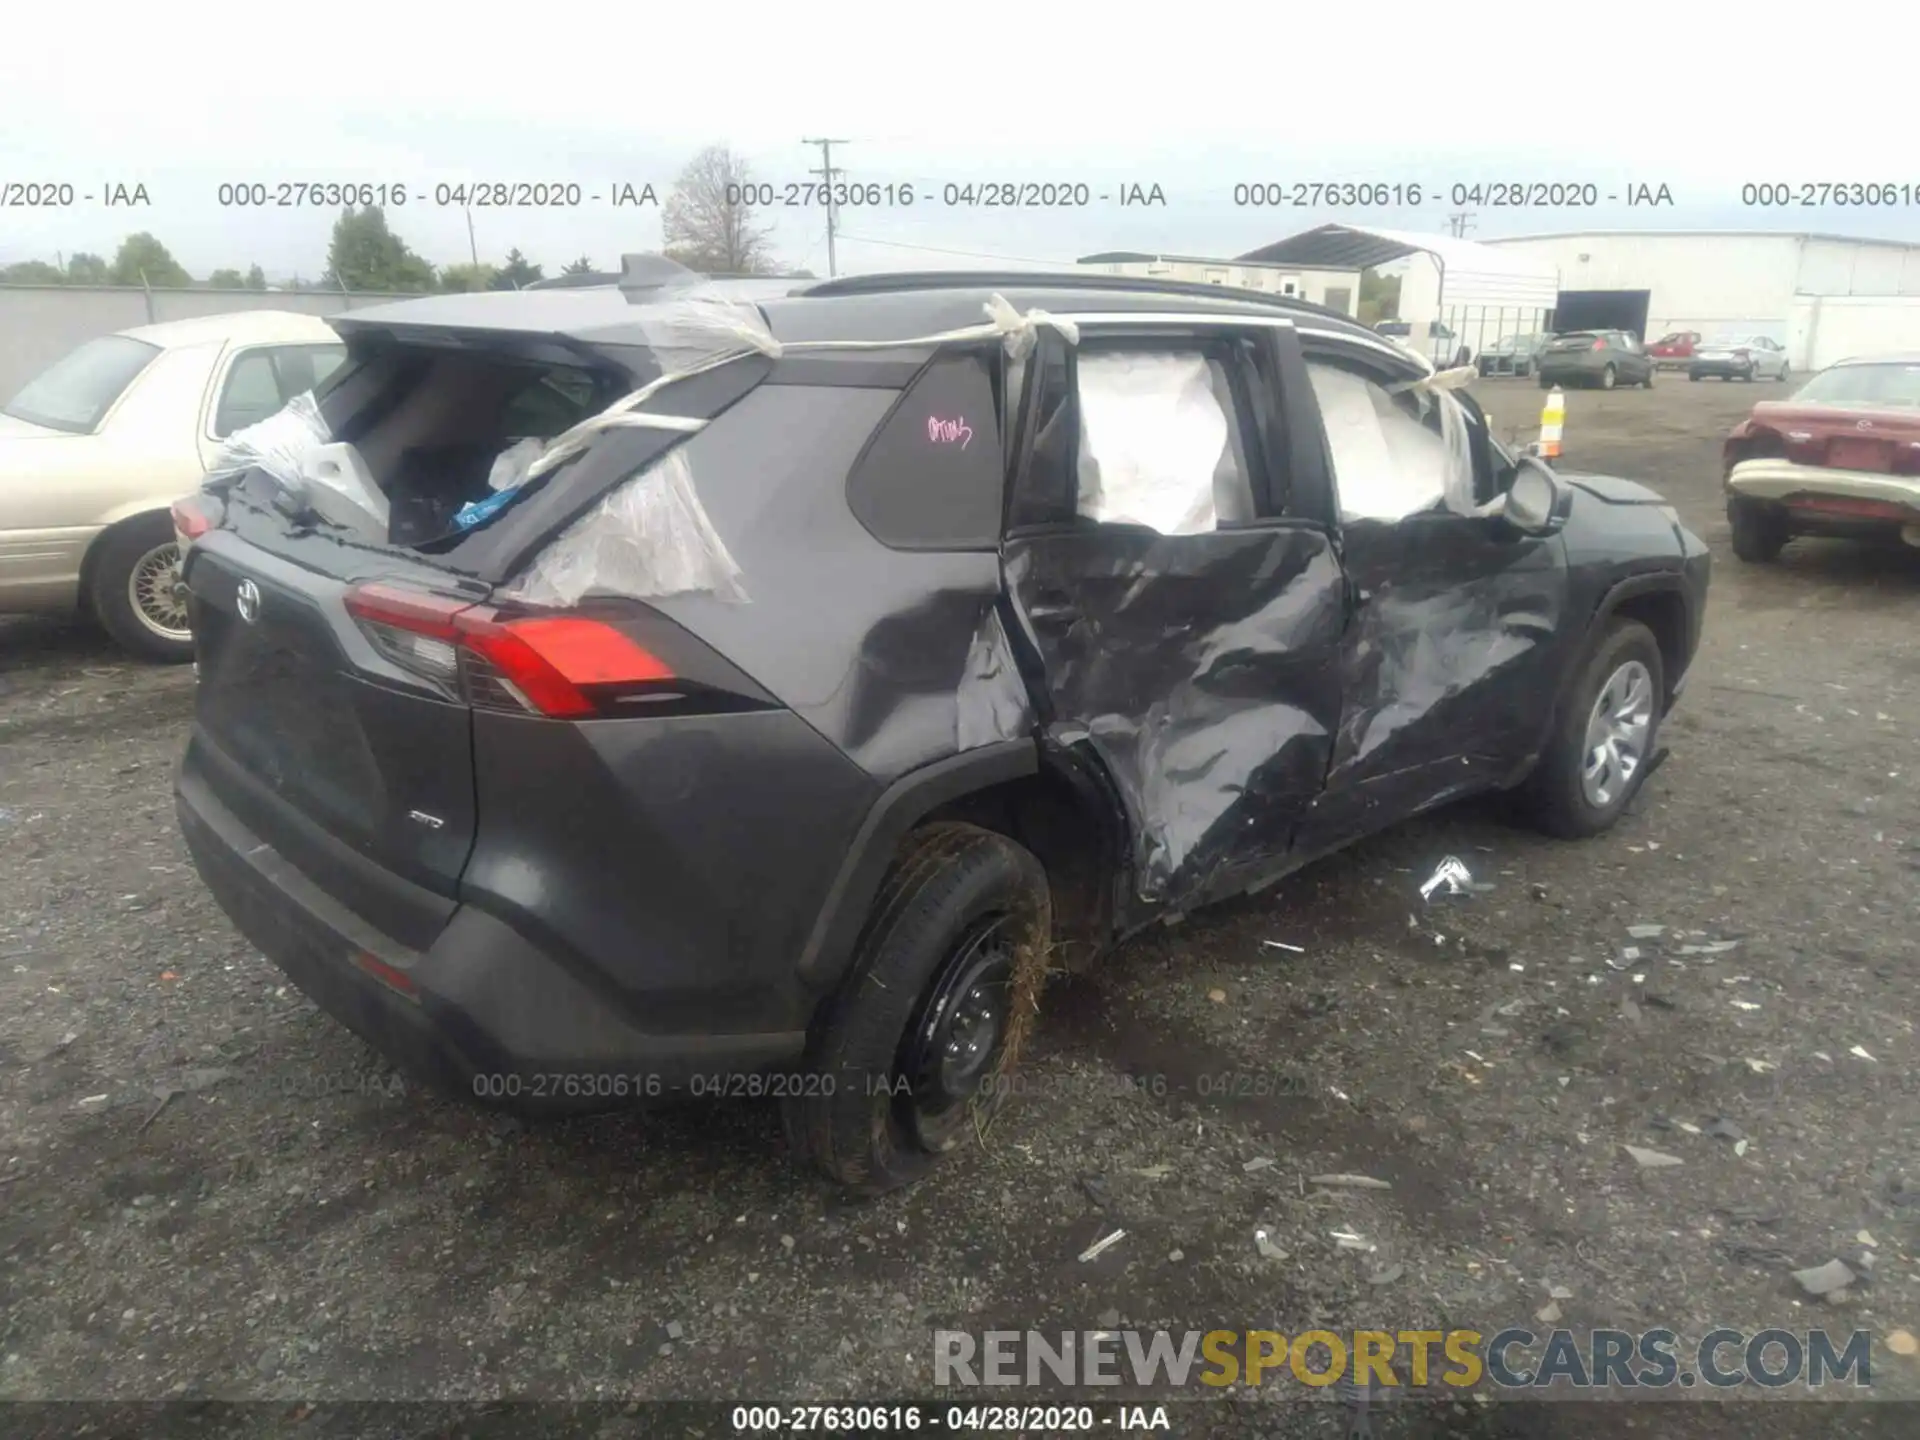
1539,387,1565,460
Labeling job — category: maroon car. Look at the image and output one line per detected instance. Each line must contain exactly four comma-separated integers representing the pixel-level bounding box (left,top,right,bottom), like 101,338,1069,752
1722,353,1920,562
1648,331,1700,368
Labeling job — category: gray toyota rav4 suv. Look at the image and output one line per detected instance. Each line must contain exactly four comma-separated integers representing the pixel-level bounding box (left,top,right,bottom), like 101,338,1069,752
174,263,1710,1193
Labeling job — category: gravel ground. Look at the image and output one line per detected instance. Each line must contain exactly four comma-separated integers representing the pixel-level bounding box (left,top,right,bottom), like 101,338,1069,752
2,376,1917,1437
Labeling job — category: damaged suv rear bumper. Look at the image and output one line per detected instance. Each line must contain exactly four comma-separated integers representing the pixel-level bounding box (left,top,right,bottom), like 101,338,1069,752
176,762,807,1113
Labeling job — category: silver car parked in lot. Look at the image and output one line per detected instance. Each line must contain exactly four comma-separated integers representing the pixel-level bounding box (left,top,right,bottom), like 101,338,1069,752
1689,335,1792,383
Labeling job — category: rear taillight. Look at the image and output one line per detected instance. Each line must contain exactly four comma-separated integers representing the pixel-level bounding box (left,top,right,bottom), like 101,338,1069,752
1591,339,1606,351
344,582,675,719
171,495,214,542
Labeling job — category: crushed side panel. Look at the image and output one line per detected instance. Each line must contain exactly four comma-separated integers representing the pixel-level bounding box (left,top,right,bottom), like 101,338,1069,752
1007,528,1347,907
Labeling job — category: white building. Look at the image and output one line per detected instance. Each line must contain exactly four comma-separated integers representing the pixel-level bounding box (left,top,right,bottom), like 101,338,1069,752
1076,251,1362,316
1477,231,1920,370
1236,224,1561,359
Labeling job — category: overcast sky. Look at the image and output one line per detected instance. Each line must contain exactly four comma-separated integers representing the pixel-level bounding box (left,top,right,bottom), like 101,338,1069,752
4,1,1912,280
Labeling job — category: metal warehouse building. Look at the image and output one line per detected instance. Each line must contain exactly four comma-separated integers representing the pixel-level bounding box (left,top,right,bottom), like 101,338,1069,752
1477,230,1920,370
1076,250,1362,315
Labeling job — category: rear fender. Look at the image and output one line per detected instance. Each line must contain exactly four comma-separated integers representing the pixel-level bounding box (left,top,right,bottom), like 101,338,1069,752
793,740,1039,992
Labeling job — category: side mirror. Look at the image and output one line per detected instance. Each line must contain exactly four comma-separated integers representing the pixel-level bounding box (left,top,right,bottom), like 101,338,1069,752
1502,457,1570,537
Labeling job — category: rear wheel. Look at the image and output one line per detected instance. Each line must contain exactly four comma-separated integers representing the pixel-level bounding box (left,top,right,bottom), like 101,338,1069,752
1539,375,1553,389
88,512,194,663
1600,364,1617,390
1642,368,1655,389
783,823,1052,1195
1729,496,1789,563
1688,371,1701,382
1520,619,1664,839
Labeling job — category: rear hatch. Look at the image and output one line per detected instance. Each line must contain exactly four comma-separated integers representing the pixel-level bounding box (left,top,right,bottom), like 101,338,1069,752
1544,333,1600,355
180,298,772,946
183,536,491,947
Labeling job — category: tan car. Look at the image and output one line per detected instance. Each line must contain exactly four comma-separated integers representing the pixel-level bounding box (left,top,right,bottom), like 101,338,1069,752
0,310,344,660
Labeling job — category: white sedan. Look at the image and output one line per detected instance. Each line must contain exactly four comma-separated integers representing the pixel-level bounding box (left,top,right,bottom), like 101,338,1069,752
0,310,345,660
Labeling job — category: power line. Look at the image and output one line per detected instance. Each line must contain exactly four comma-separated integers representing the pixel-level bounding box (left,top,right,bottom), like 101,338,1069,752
801,137,849,277
1447,210,1477,238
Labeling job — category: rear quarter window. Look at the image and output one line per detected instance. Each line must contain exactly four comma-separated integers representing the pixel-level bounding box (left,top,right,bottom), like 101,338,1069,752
845,351,1002,551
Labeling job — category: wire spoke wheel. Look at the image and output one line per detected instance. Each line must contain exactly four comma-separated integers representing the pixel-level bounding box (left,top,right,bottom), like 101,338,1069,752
128,542,190,641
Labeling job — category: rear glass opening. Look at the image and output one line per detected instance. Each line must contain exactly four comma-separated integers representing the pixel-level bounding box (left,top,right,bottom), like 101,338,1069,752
241,344,631,549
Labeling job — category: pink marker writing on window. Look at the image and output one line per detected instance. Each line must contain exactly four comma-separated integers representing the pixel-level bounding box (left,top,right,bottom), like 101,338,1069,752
927,415,973,449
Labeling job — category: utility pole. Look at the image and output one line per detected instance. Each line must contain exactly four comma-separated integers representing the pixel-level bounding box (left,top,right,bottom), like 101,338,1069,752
1447,210,1476,238
465,205,479,266
802,137,849,277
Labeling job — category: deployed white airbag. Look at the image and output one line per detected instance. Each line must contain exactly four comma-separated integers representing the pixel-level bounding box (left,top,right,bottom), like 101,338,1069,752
1074,352,1230,535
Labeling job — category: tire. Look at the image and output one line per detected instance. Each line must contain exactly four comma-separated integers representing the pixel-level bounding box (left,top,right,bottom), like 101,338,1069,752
783,823,1052,1195
1728,496,1788,563
1740,366,1754,382
1539,375,1554,390
1599,365,1616,390
1641,368,1655,389
1779,363,1790,382
1520,619,1665,840
87,512,194,663
1688,372,1701,382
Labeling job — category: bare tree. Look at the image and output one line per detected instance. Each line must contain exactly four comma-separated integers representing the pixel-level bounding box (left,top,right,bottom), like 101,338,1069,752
662,145,777,275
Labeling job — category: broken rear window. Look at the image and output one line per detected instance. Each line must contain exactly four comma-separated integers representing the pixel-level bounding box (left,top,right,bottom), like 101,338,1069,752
222,347,629,548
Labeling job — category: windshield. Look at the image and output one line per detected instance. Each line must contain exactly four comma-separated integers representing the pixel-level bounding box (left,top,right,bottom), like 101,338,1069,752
1550,332,1597,345
1788,361,1920,409
1704,337,1756,349
3,335,161,433
1376,322,1411,336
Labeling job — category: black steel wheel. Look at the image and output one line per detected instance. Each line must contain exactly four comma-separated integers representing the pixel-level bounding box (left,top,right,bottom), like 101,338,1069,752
897,913,1018,1152
783,823,1051,1194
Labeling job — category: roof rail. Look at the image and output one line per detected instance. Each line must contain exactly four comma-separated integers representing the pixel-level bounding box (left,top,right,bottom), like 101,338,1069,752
793,269,1361,325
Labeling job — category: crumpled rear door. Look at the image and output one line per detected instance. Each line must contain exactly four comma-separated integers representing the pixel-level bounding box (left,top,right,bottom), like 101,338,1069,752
1002,325,1347,912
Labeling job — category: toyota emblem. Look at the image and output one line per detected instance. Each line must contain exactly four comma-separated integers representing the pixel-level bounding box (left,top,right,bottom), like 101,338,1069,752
1857,419,1875,430
235,579,261,624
